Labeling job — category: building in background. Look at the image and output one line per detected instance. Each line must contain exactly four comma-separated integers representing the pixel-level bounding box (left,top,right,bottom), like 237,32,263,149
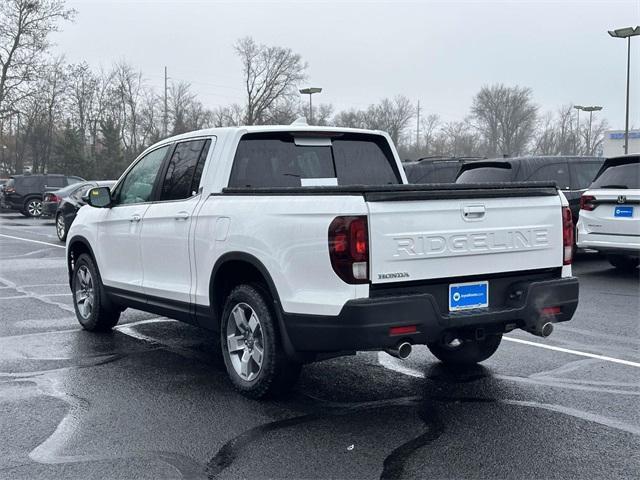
603,130,640,157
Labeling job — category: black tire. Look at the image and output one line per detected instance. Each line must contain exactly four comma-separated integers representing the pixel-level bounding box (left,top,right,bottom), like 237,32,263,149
607,254,639,272
427,334,502,365
55,213,67,242
220,284,301,399
72,253,120,331
23,197,43,217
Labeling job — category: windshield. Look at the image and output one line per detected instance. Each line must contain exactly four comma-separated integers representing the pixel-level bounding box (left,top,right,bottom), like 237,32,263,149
591,162,640,189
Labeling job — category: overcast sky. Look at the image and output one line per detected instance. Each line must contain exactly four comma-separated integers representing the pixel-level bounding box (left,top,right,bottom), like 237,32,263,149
52,0,639,129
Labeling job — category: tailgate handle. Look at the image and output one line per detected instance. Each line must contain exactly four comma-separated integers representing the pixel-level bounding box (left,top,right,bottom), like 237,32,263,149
462,205,486,220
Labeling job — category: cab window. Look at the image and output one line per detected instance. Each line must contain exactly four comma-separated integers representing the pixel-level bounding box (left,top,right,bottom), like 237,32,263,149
159,139,211,201
525,162,570,189
114,146,169,205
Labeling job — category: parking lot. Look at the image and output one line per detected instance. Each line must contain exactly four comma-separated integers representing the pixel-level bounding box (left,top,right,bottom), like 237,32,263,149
0,212,638,480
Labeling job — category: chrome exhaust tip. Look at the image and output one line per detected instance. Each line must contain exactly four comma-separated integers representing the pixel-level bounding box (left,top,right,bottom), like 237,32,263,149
385,342,412,359
529,322,554,338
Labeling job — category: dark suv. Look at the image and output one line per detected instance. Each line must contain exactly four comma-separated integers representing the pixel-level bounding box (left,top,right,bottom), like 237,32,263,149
456,156,604,226
1,174,85,217
404,157,486,184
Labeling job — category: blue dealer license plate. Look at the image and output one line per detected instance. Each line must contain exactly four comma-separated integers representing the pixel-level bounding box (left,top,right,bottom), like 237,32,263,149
614,206,633,218
449,281,489,311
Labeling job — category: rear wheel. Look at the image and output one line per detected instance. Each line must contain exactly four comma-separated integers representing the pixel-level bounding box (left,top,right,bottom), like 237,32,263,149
56,213,68,241
427,334,502,365
24,198,43,217
72,253,120,331
220,284,301,399
607,254,639,272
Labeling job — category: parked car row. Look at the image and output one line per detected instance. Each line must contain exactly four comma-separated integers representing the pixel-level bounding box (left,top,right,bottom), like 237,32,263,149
404,154,638,270
0,174,84,217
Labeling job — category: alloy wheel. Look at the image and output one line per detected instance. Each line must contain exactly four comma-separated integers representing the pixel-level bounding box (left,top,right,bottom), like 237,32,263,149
75,265,95,319
226,302,264,381
56,215,66,240
27,200,43,217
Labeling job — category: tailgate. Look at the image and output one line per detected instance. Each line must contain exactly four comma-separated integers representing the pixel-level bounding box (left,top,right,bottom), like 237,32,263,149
367,194,563,284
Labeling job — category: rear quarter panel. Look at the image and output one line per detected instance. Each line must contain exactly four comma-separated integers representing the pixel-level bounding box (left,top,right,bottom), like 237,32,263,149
193,194,369,316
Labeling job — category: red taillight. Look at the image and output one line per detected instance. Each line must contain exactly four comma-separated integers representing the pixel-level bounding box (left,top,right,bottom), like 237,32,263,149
389,325,417,336
579,195,596,211
45,194,60,202
5,186,15,194
541,306,562,316
562,206,573,265
328,215,369,284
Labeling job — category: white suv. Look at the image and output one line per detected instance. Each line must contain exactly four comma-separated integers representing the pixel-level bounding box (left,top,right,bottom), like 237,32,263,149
577,155,640,271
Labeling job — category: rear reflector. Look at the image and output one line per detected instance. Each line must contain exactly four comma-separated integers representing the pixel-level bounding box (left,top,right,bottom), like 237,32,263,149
389,325,417,336
541,306,561,316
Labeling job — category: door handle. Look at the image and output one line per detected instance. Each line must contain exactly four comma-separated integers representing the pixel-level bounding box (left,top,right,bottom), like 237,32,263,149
130,214,141,223
175,211,190,221
462,205,486,220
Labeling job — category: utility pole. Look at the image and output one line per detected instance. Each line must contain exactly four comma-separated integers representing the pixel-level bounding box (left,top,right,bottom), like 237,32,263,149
573,105,581,154
416,100,421,152
299,87,322,125
163,66,168,137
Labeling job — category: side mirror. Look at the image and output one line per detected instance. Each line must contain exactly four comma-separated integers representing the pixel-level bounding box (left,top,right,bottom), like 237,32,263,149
86,187,112,208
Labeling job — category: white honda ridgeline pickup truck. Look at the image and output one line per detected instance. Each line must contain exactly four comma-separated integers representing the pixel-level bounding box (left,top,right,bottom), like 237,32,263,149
67,125,579,398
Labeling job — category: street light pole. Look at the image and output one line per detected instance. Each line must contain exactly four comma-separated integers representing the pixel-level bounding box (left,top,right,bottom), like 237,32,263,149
574,105,603,154
608,26,640,154
299,87,322,125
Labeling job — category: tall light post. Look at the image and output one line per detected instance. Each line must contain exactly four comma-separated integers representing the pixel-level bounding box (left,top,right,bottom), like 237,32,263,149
299,87,322,125
608,26,640,154
574,105,603,154
573,105,583,154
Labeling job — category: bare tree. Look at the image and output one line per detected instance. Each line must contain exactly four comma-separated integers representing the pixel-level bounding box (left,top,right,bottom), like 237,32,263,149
234,36,307,125
212,104,243,127
0,0,74,116
471,84,537,157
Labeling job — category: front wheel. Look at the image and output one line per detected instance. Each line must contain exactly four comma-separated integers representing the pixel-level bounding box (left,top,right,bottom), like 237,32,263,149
607,254,639,272
427,334,502,365
56,213,67,241
220,284,301,399
72,253,120,331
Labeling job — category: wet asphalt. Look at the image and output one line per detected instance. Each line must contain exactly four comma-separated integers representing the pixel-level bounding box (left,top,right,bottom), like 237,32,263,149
0,212,638,480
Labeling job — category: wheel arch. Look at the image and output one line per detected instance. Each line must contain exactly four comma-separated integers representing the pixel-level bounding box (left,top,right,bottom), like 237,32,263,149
66,235,97,287
208,252,299,359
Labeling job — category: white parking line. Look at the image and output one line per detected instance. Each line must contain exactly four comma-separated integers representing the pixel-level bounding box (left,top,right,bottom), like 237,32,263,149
0,233,65,249
502,337,640,368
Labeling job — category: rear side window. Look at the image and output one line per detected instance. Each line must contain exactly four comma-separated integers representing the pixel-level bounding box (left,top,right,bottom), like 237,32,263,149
591,162,640,189
66,176,84,186
159,139,211,201
46,176,65,188
228,133,400,188
525,162,570,188
457,165,513,183
570,161,603,189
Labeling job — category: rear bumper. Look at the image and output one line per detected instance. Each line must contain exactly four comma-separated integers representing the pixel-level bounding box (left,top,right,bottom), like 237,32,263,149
42,202,58,216
576,232,640,255
282,277,579,353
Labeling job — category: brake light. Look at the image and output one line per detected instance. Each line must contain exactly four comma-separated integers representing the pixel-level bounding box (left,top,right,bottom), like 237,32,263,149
5,186,15,194
328,215,369,284
562,206,573,265
580,195,596,211
45,194,60,202
389,325,417,336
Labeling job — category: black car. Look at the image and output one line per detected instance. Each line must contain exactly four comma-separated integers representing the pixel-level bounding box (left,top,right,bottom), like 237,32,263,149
456,156,604,226
1,174,85,217
55,180,115,241
404,156,486,184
